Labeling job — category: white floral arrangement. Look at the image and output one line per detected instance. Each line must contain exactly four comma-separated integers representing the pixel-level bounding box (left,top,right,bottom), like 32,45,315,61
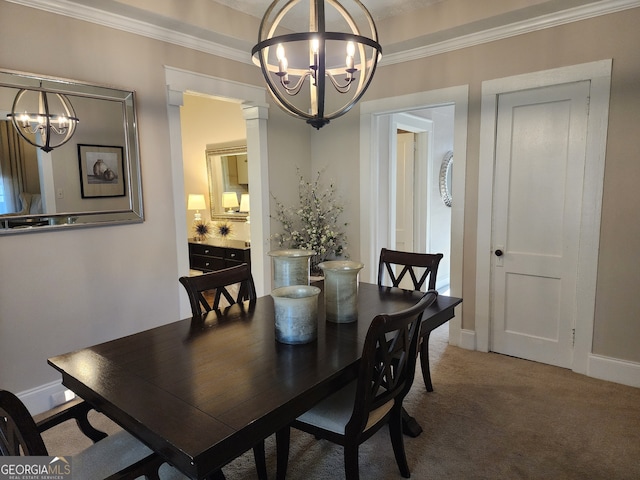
272,169,348,272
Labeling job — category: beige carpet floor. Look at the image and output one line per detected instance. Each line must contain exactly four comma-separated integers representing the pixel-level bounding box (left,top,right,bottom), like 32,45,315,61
42,325,640,479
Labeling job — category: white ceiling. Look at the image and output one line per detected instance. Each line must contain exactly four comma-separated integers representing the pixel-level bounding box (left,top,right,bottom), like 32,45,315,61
210,0,443,21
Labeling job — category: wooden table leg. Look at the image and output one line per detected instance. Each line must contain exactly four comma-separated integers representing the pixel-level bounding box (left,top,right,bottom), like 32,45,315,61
206,470,226,480
402,408,423,437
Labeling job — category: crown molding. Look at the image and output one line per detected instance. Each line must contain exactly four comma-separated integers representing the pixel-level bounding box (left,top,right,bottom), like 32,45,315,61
5,0,254,64
381,0,640,66
6,0,640,67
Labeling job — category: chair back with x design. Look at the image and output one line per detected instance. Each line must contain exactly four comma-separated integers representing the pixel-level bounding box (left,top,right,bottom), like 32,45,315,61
179,265,268,479
377,248,443,292
1,390,47,456
347,290,437,437
179,263,256,319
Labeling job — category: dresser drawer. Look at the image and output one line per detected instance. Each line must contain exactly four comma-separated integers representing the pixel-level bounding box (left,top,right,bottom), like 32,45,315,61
189,243,225,258
225,249,246,266
190,254,225,272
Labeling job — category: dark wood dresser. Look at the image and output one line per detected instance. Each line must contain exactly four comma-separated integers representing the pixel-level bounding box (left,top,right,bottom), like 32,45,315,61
188,238,251,273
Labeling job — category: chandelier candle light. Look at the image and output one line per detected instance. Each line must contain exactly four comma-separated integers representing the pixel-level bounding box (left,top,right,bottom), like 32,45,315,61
252,0,382,129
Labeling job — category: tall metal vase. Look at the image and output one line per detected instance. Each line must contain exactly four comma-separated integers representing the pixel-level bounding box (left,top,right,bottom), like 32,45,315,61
319,260,365,323
271,285,321,344
268,249,316,288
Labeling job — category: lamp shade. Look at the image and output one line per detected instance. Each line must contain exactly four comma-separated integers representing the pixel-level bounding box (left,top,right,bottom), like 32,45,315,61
239,193,250,213
187,194,206,211
222,192,239,211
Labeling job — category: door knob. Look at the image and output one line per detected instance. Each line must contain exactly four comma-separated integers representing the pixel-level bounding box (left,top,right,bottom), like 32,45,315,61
495,249,503,257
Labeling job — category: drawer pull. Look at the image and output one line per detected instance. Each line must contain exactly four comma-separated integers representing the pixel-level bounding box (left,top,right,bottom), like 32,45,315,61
229,253,236,258
205,262,210,267
204,249,210,254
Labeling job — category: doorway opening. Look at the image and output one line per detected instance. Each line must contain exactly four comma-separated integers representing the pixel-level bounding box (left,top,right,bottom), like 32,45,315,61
391,109,453,293
165,67,271,317
359,85,469,347
180,93,249,248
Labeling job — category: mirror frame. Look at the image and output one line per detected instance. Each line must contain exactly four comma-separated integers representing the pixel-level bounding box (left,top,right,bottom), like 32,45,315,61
439,150,453,207
0,69,143,234
206,144,249,223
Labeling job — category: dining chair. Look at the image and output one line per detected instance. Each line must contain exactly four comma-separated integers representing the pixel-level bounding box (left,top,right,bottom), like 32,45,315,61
0,389,186,479
179,263,257,319
275,290,438,480
377,248,444,392
179,264,268,480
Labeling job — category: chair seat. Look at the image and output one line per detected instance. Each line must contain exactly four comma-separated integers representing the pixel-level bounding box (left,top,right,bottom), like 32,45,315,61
297,381,394,435
73,430,187,479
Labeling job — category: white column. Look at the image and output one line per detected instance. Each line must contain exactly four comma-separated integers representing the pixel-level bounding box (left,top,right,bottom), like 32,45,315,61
166,87,192,318
242,103,271,296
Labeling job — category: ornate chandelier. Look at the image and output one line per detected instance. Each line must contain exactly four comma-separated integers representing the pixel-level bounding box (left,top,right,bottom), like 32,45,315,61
8,86,79,152
252,0,382,129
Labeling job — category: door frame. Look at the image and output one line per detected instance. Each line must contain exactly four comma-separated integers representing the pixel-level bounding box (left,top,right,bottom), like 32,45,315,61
475,60,612,374
360,85,469,347
165,67,271,316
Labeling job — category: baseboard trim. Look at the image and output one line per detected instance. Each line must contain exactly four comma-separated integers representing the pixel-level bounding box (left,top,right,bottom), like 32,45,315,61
454,329,639,388
17,380,75,415
458,328,477,351
588,353,640,388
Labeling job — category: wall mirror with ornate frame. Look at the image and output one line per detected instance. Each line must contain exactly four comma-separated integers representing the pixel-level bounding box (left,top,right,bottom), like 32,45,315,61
0,69,143,234
206,144,249,222
439,150,453,207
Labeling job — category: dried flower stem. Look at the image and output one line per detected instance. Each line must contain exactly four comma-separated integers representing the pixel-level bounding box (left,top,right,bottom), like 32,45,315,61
271,169,348,271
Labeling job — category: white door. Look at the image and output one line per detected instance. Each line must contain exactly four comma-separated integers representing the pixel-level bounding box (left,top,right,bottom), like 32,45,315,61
395,131,417,290
491,81,590,368
395,131,415,253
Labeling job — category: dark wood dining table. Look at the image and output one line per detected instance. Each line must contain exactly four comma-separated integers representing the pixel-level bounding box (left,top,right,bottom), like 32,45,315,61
48,282,462,479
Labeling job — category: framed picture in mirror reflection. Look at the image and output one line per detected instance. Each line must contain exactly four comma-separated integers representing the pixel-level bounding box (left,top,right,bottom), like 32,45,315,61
78,144,126,198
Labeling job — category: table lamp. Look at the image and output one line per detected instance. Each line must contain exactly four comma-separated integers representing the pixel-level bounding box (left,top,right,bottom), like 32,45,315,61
239,193,250,223
222,192,239,212
187,194,206,222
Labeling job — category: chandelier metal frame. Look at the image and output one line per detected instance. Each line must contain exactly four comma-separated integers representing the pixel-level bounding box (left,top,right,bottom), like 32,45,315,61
252,0,382,129
8,86,79,152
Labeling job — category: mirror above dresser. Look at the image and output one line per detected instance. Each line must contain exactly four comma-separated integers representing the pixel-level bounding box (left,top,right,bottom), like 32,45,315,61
206,144,249,223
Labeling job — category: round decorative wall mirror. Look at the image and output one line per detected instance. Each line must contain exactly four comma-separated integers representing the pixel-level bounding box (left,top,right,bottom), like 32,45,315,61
439,150,453,207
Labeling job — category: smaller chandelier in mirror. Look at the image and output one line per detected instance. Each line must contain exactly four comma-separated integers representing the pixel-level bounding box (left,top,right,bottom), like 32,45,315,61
252,0,382,129
8,86,79,152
